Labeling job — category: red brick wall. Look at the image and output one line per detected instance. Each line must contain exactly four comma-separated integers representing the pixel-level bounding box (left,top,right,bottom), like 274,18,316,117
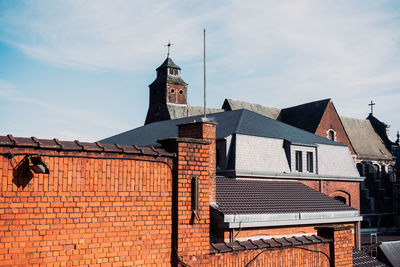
298,179,360,212
0,146,174,266
315,100,355,154
174,140,211,263
221,226,320,242
167,83,187,105
178,122,217,203
317,225,354,267
207,243,331,267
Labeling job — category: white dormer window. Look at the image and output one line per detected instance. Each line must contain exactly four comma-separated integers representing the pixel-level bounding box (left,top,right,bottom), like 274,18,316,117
295,151,303,172
307,152,313,172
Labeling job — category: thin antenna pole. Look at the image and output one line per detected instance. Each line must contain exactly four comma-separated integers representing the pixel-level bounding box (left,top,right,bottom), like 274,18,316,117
203,29,207,120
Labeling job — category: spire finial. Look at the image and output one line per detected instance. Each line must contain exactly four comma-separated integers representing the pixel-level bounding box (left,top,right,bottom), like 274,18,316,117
165,40,174,58
368,100,375,115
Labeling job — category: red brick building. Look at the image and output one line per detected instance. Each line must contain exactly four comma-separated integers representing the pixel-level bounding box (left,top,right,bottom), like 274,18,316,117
0,121,371,266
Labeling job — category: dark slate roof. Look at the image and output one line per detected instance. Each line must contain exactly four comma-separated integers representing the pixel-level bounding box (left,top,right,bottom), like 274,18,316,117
0,135,174,157
378,241,400,267
353,248,387,267
222,99,281,120
101,109,344,147
215,178,356,215
279,99,331,133
210,235,331,254
156,57,180,70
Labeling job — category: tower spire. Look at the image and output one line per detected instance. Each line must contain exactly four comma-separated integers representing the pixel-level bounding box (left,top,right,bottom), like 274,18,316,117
165,40,174,58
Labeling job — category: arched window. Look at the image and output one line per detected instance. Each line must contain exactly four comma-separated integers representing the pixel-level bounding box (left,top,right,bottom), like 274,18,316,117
372,164,379,172
388,165,394,174
326,129,336,141
334,196,346,204
330,191,350,206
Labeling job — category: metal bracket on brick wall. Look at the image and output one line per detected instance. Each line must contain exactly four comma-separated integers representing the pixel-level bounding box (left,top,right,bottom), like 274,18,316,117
191,176,201,221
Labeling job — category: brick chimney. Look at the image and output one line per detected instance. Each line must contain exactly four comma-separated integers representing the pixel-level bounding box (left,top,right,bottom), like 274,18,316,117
178,121,217,204
316,225,354,267
159,121,216,266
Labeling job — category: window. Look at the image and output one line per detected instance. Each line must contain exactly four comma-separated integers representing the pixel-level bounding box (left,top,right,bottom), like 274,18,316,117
306,152,313,172
334,196,346,204
328,130,335,141
388,165,394,174
170,88,175,93
179,89,184,95
295,151,302,172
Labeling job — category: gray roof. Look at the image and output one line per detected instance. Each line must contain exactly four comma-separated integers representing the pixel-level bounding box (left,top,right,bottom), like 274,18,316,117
156,57,180,70
353,248,387,267
167,104,223,120
222,99,281,119
101,109,344,147
378,241,400,267
215,177,357,215
341,116,393,159
279,99,331,133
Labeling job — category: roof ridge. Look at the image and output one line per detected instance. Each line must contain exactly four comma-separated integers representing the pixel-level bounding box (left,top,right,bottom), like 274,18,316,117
281,98,331,111
0,135,175,157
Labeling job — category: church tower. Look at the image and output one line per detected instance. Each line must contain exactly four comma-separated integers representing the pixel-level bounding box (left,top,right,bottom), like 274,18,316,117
145,57,188,124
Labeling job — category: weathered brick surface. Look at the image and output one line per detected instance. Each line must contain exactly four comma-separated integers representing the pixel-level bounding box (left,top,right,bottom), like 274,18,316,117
0,121,354,266
167,83,187,105
178,122,217,203
315,101,355,154
0,146,174,266
317,225,354,267
207,243,331,267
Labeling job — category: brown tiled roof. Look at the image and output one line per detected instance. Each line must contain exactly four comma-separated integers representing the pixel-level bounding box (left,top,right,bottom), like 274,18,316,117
341,116,393,159
353,248,387,267
210,235,331,254
0,135,174,157
216,177,356,214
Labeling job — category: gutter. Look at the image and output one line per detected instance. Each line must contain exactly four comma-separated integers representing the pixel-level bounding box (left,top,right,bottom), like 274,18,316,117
219,211,362,228
217,169,365,182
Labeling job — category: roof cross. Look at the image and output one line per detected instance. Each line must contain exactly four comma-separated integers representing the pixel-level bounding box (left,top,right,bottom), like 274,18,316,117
165,40,174,58
368,100,375,115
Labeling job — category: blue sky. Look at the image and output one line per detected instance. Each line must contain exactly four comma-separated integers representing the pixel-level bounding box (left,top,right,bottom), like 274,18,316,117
0,0,399,141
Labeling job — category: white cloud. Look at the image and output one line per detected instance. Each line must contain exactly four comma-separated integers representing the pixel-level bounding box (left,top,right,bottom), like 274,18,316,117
0,79,130,140
0,0,399,140
0,0,216,70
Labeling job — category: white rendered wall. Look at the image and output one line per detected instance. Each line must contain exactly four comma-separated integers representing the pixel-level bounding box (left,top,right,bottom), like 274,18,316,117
235,134,290,173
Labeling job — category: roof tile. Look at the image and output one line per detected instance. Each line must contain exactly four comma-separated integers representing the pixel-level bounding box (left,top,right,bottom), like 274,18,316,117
211,235,331,254
0,136,174,158
250,239,270,249
263,239,282,248
216,178,357,215
226,241,245,251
